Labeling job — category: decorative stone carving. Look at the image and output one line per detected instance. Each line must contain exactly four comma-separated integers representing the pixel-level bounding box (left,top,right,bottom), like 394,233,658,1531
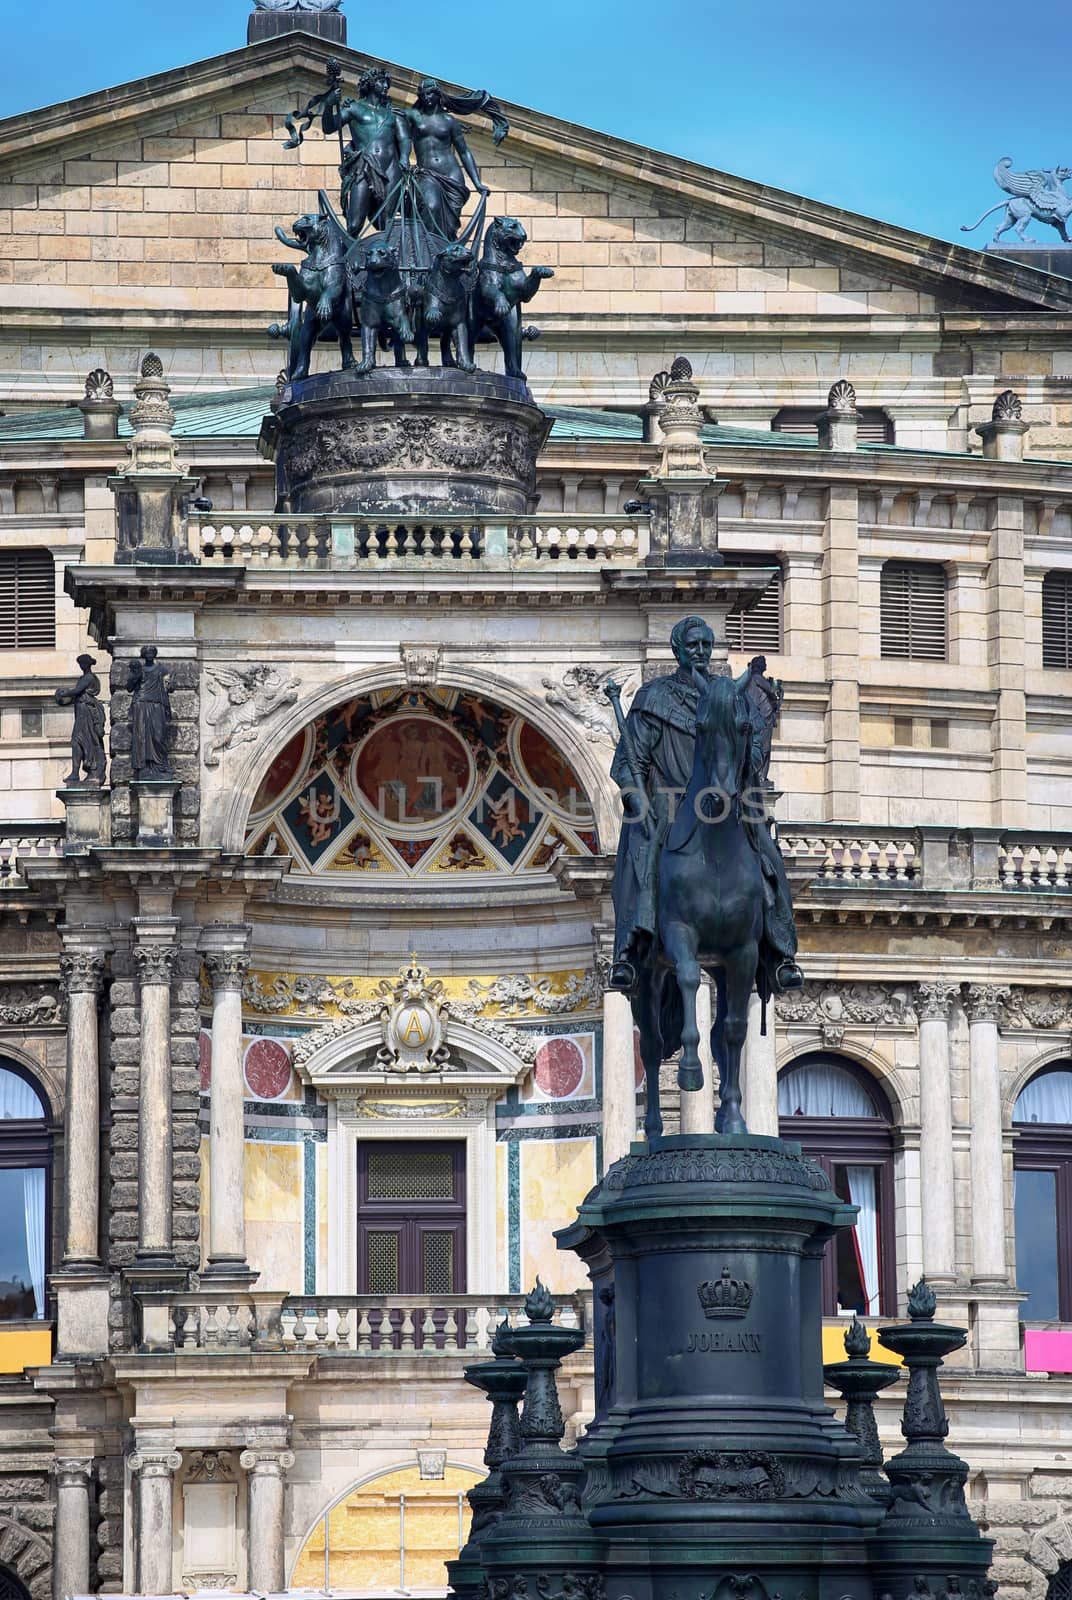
204,951,251,994
457,972,600,1017
827,379,857,414
185,1451,234,1483
133,943,178,988
375,957,452,1073
401,644,441,688
911,980,960,1022
0,984,63,1024
1001,986,1072,1029
654,355,706,476
239,1448,295,1476
354,1096,465,1118
255,0,342,11
283,413,540,489
417,1449,447,1480
204,665,300,767
128,1450,182,1477
125,354,178,475
604,1143,830,1193
83,369,114,400
240,965,598,1024
963,984,1011,1023
992,389,1023,421
53,1458,93,1489
542,665,633,744
60,950,107,996
677,1449,786,1502
775,981,913,1042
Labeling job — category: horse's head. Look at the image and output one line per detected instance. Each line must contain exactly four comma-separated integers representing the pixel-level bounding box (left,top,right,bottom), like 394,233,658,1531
694,673,750,816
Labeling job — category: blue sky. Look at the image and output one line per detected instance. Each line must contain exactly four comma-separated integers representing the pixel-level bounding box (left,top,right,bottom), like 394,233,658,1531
1,0,1068,246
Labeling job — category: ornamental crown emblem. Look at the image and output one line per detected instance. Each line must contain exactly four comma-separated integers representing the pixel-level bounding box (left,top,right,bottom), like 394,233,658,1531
697,1266,754,1320
374,954,451,1074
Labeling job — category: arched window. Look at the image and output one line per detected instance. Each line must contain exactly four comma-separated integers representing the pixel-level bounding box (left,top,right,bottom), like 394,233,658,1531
0,1565,32,1600
880,560,947,662
1013,1063,1072,1320
1047,1561,1072,1600
778,1053,896,1316
0,1062,50,1321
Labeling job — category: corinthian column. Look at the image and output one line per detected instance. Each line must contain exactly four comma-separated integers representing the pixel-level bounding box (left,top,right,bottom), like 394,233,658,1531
965,984,1011,1284
240,1448,295,1592
52,1458,93,1600
912,981,958,1283
133,928,178,1263
201,929,253,1280
59,943,108,1268
128,1449,181,1595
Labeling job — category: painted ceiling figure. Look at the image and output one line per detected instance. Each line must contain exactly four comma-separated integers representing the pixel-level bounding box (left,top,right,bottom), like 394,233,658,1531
607,617,802,999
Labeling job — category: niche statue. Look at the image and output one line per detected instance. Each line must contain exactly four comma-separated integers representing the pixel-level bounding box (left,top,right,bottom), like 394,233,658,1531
127,645,174,782
55,654,107,787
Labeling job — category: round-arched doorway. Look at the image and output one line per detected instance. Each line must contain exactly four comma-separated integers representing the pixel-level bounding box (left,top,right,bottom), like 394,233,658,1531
291,1463,482,1591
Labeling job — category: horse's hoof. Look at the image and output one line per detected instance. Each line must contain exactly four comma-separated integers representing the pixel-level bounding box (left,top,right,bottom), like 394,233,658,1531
715,1106,748,1136
678,1065,703,1092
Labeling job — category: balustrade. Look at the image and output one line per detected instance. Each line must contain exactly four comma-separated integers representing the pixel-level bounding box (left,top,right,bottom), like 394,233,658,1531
190,514,644,568
0,822,64,890
137,1289,586,1355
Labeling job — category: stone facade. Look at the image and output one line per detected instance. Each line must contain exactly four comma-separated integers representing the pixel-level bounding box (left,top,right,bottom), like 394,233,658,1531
1,20,1072,1600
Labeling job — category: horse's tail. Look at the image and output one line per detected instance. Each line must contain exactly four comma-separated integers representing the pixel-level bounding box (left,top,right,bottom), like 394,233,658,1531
659,977,683,1061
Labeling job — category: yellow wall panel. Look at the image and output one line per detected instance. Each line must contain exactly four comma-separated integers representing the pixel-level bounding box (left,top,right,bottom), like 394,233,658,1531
520,1136,595,1294
244,1142,302,1291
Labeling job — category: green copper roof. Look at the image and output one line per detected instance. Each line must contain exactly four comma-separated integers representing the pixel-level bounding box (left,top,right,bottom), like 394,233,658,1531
0,385,1057,465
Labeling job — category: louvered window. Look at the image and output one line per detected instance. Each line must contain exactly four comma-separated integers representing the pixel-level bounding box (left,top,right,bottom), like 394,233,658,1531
721,552,782,653
772,407,894,444
1042,572,1072,669
880,561,946,661
0,550,55,649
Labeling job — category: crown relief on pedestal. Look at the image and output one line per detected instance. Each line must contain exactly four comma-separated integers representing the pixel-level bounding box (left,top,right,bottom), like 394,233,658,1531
697,1266,754,1320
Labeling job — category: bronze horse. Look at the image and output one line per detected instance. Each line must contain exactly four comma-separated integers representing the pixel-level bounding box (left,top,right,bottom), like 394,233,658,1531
630,673,764,1143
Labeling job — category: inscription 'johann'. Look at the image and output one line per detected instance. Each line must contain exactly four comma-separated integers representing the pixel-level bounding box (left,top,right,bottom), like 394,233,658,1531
686,1329,763,1354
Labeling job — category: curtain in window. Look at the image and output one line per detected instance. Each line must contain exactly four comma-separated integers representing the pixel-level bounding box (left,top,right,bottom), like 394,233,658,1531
22,1167,45,1319
0,1068,43,1120
1015,1070,1072,1126
778,1062,877,1118
845,1164,880,1314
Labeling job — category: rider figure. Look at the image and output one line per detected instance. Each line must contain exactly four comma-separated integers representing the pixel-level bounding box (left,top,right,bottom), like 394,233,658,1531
607,616,804,997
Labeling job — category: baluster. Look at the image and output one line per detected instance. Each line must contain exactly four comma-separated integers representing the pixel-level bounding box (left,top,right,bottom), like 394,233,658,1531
458,525,473,559
203,1301,220,1348
315,1303,330,1347
464,1305,478,1351
225,1303,241,1347
371,1307,386,1351
292,1302,308,1346
400,1307,416,1352
442,1313,458,1353
247,1301,259,1349
173,1305,188,1350
357,1307,371,1354
336,1303,351,1350
422,1307,437,1351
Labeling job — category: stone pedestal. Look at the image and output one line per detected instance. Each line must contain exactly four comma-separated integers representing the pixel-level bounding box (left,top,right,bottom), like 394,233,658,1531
558,1133,879,1599
262,367,551,517
248,9,346,44
133,780,179,846
52,1273,110,1360
57,786,110,850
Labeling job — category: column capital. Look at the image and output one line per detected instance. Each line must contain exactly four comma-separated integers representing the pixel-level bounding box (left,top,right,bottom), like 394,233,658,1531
239,1447,295,1477
60,949,108,996
128,1449,182,1478
132,941,178,988
964,983,1011,1024
204,949,251,993
911,980,958,1023
53,1457,94,1488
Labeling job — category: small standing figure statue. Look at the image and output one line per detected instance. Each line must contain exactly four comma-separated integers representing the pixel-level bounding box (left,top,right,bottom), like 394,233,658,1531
736,654,784,791
127,645,173,781
55,654,107,787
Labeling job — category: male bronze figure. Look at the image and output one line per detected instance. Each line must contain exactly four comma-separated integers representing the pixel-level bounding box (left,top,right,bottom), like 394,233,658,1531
606,617,802,1138
321,66,408,238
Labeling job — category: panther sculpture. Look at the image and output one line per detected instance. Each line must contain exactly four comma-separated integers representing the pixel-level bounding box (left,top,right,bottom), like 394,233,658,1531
269,191,354,380
416,242,477,371
470,217,554,378
351,242,414,374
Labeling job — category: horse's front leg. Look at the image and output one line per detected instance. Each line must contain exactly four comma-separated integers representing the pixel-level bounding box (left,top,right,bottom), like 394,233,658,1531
662,921,702,1093
631,970,664,1148
714,944,756,1136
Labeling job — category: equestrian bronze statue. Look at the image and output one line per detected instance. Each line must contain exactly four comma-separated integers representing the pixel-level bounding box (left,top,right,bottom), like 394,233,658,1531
606,617,802,1142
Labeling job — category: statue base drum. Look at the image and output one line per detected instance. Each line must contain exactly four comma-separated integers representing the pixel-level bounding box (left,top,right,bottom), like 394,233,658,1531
262,365,550,516
460,1131,996,1600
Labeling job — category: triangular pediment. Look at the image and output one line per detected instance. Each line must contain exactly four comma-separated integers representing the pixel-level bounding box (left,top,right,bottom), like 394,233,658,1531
1,29,1070,318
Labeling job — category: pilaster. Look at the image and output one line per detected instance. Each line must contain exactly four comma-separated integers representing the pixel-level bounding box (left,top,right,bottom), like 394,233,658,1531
201,926,256,1285
822,482,861,821
132,923,179,1265
911,981,958,1284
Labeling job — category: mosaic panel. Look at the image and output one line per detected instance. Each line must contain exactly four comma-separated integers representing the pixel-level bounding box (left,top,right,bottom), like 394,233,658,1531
243,687,595,878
